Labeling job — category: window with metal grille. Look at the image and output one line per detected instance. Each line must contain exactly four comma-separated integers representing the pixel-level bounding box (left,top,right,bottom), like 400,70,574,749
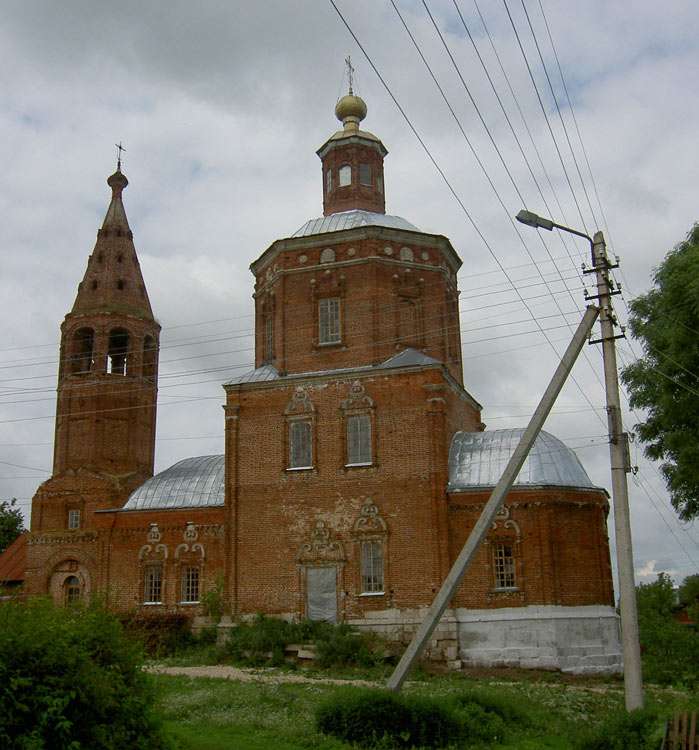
181,567,200,603
319,298,340,344
492,543,516,589
289,421,312,468
326,168,332,193
359,162,372,186
67,509,80,530
361,540,383,593
63,576,81,606
347,414,371,465
144,566,163,603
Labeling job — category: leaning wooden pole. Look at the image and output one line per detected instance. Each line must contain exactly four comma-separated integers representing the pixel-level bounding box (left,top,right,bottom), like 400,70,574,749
386,305,600,691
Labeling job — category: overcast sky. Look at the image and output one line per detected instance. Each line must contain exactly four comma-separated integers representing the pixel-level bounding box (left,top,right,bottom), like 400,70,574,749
1,0,697,589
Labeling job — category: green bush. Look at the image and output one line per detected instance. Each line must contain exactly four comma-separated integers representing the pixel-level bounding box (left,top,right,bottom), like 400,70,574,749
224,614,384,668
0,596,171,750
575,706,663,750
314,621,384,668
120,611,194,657
226,613,295,665
315,687,464,748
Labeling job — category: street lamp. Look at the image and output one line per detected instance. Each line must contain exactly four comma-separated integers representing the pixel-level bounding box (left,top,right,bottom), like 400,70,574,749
516,209,644,712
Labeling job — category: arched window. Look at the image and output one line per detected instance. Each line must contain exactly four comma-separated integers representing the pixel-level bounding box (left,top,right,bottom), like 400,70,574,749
108,328,130,375
338,165,351,187
142,335,157,380
63,576,81,606
71,328,94,374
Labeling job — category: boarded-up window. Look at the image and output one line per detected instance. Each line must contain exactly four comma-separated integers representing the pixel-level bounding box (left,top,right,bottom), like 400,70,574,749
338,165,351,186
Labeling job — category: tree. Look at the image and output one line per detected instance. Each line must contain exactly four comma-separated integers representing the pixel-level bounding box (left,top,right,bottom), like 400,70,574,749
0,498,25,554
621,223,699,520
635,573,699,687
0,597,173,749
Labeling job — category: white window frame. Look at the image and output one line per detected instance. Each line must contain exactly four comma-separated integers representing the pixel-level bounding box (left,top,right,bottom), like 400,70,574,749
144,565,163,604
347,414,372,466
289,420,312,469
318,298,340,344
180,566,200,604
492,543,517,589
67,508,81,530
360,539,383,594
338,165,351,186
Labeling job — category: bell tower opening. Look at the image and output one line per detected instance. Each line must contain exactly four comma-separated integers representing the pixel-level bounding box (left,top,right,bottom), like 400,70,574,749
108,328,130,375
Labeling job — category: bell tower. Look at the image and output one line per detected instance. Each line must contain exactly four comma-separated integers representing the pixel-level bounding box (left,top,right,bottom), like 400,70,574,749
52,164,160,481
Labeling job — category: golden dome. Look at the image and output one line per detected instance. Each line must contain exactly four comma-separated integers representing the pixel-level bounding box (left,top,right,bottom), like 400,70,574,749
335,94,367,131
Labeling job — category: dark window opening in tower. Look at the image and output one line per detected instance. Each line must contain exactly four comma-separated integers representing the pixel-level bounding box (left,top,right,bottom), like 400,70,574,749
97,252,103,263
117,279,125,290
263,313,274,362
359,163,372,187
338,165,351,187
108,328,130,375
398,299,418,345
142,335,157,380
71,328,94,374
117,254,123,263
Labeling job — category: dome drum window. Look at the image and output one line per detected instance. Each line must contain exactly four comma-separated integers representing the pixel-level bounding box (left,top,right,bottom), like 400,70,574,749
338,165,351,187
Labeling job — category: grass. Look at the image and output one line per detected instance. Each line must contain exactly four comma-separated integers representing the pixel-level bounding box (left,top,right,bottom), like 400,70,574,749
151,665,698,749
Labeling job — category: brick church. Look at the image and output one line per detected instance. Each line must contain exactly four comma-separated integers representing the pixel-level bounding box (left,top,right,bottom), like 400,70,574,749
18,91,622,672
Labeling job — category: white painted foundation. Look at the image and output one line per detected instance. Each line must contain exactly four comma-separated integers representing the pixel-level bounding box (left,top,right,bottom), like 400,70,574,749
349,604,622,674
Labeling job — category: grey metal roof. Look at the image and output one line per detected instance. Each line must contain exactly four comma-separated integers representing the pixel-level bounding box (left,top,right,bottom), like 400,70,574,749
122,455,225,511
292,209,420,237
226,362,279,386
448,429,595,491
224,349,442,386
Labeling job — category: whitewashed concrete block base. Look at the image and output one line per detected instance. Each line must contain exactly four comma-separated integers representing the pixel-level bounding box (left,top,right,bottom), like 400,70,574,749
349,604,622,675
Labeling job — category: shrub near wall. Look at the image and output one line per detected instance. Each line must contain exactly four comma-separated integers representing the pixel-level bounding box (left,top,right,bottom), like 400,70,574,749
0,597,171,750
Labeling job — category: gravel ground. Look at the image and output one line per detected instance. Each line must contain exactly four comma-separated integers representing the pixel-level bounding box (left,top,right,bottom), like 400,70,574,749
146,664,381,687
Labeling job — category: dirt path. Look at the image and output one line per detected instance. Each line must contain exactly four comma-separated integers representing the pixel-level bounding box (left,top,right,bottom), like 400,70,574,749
146,664,381,687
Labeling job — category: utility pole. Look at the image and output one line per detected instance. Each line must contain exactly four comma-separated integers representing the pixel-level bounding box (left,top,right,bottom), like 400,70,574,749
386,305,599,691
586,231,644,711
516,211,643,711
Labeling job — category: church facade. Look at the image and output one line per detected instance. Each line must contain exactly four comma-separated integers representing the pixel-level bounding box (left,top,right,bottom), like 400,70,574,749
21,92,622,673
